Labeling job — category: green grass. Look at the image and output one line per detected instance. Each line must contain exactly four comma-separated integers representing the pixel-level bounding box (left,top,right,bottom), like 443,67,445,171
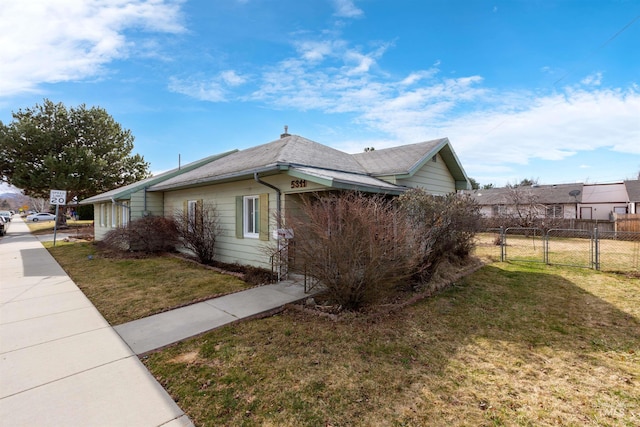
46,242,252,325
142,262,640,426
47,240,640,425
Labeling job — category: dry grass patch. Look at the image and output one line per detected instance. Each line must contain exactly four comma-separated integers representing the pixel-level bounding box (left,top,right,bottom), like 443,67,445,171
46,242,251,324
144,262,640,426
27,219,94,234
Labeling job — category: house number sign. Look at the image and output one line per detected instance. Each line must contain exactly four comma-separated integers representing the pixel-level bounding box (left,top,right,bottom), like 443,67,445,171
291,179,307,189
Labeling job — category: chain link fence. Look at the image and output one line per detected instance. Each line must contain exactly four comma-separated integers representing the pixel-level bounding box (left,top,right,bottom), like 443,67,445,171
474,227,640,273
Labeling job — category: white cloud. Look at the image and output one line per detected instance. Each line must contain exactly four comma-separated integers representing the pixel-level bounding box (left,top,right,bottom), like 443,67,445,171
169,77,226,102
220,70,247,86
581,72,603,86
0,0,184,97
169,17,639,185
332,0,363,18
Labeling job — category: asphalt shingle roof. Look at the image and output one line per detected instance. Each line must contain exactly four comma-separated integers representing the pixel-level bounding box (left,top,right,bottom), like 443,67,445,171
464,183,585,205
352,139,445,175
150,135,368,191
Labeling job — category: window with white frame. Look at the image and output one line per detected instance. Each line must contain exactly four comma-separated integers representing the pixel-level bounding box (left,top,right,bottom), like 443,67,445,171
243,195,259,238
492,205,506,217
187,200,198,232
546,205,563,218
121,201,129,227
100,203,107,227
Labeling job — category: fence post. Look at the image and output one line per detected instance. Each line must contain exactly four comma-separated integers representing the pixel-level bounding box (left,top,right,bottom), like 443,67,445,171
544,230,549,264
593,227,600,271
500,226,505,262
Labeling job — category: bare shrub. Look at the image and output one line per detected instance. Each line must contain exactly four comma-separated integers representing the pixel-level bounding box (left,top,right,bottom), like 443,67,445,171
102,216,178,254
286,192,418,311
174,201,221,264
399,189,482,284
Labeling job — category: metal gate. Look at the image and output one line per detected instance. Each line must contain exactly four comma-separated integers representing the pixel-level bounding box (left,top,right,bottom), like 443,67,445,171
494,227,640,272
503,227,545,263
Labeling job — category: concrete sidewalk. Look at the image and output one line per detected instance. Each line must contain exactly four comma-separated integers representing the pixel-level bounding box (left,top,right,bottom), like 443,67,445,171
0,218,193,427
115,279,315,355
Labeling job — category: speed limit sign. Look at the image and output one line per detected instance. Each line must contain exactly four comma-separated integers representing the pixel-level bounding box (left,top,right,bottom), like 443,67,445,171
50,190,67,205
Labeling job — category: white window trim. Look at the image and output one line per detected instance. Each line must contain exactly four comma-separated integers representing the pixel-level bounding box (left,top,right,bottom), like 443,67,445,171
187,200,197,232
100,204,107,227
243,195,259,238
121,201,129,227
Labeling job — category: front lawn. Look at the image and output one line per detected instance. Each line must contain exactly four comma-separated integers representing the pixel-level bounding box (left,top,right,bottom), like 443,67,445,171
46,242,252,325
143,263,640,426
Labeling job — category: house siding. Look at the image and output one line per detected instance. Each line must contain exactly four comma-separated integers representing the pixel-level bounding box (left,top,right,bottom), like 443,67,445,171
397,153,455,194
130,190,164,220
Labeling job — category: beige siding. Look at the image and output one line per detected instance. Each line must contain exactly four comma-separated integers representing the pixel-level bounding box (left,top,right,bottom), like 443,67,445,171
163,179,278,268
162,173,334,268
397,153,455,194
130,190,163,220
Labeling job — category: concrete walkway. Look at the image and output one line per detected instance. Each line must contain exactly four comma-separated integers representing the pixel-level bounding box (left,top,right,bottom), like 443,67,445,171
0,218,193,426
1,217,317,426
116,279,315,355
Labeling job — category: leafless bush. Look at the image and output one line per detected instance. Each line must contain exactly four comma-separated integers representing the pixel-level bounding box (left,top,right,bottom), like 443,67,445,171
399,189,482,284
173,201,221,264
102,216,178,254
285,192,418,311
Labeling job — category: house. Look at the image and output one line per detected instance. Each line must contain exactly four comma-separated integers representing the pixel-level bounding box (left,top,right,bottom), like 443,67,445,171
80,150,237,240
81,133,470,268
466,180,640,223
464,183,584,220
579,182,629,220
623,180,640,214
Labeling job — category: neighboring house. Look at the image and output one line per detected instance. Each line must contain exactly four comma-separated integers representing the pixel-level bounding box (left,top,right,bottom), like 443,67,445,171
81,133,470,268
623,180,640,214
464,183,584,220
579,182,628,220
466,180,640,222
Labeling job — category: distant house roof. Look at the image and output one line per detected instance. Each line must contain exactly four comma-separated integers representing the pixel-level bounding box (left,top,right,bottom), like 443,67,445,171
464,183,585,205
624,180,640,202
149,135,468,194
79,150,237,204
581,183,627,204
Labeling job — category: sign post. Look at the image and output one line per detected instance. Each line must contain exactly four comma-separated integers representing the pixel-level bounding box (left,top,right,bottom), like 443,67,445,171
50,190,67,246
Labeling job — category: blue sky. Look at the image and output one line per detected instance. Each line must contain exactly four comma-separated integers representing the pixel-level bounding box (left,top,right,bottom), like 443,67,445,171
1,0,639,193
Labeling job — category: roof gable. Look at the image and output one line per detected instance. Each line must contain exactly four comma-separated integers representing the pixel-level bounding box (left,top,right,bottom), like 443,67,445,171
353,138,469,189
625,180,640,201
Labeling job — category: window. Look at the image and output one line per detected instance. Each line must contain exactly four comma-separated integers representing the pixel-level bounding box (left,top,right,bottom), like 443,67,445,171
100,204,107,227
492,205,506,217
546,205,563,218
187,200,198,232
236,194,269,241
121,201,129,227
243,195,259,238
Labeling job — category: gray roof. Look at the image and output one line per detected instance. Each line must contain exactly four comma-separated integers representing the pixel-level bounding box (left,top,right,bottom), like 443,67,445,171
353,138,469,189
150,135,469,192
353,138,444,175
79,150,237,204
150,135,369,191
464,183,585,205
624,180,640,201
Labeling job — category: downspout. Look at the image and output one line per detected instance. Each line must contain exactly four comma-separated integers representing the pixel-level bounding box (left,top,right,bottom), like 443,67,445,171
254,172,284,281
254,172,281,230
